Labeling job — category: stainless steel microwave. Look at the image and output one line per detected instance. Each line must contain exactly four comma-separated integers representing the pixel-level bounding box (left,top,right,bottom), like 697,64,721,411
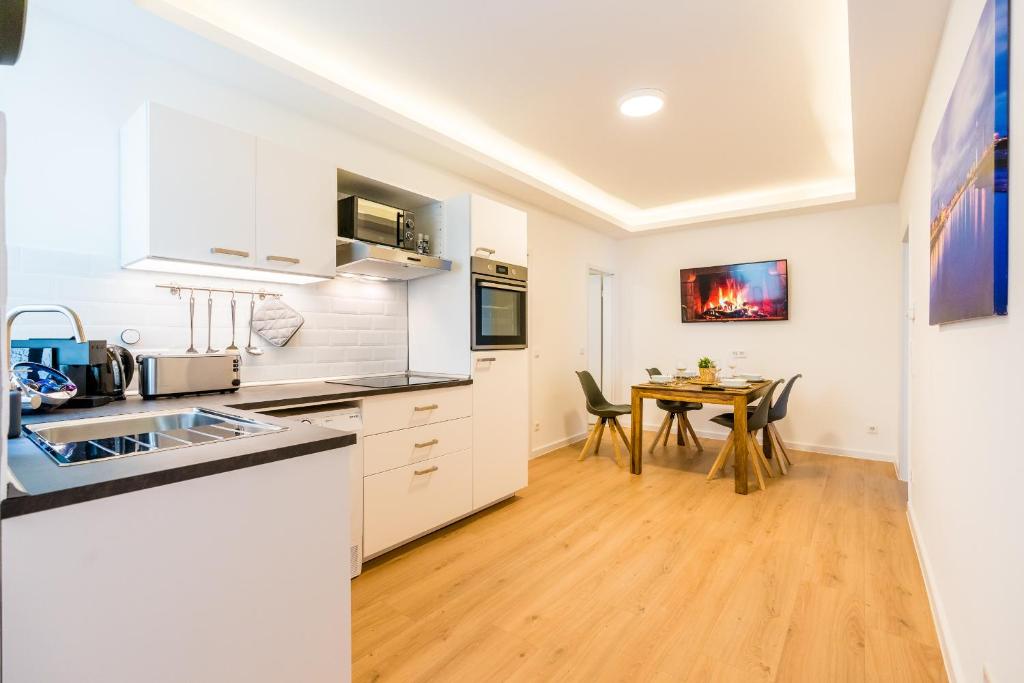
338,196,415,249
471,257,528,350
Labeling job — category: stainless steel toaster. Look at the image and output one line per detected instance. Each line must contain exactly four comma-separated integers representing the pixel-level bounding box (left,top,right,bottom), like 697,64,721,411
137,353,241,399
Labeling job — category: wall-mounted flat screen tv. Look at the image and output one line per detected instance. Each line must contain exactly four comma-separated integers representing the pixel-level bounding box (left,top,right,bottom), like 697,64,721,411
680,259,789,323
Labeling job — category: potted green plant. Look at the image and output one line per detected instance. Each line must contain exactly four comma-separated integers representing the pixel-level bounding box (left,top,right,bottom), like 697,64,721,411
697,357,717,383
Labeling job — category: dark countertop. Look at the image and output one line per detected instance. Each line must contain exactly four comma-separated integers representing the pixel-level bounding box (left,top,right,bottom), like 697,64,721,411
4,376,471,519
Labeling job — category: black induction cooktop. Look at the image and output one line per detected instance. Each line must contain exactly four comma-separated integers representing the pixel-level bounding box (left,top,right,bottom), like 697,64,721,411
326,374,455,389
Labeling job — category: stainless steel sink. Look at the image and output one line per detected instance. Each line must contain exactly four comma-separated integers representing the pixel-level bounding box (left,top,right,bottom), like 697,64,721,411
23,408,286,466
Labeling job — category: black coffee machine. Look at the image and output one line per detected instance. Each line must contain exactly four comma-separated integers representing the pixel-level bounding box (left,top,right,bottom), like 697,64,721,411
10,338,133,408
7,305,134,409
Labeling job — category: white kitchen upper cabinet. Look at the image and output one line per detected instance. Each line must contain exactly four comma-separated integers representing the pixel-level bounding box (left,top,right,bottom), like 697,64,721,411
121,102,257,268
472,350,529,508
468,194,527,266
255,140,337,277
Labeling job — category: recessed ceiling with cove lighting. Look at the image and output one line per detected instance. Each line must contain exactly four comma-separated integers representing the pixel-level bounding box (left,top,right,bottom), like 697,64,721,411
131,0,950,233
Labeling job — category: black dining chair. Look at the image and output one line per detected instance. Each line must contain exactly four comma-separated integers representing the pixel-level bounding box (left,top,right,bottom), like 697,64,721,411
705,379,784,491
575,370,632,467
762,374,802,474
645,368,704,453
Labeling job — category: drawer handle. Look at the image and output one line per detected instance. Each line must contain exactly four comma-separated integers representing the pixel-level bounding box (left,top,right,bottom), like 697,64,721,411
475,247,496,256
414,465,439,476
477,357,497,362
414,439,439,449
211,247,250,258
413,404,438,412
266,255,301,264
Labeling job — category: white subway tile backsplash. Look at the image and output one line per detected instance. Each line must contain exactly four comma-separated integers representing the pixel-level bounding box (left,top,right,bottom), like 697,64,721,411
7,248,409,383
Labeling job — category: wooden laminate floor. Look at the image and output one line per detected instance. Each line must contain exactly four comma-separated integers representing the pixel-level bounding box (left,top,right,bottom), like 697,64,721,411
352,430,946,682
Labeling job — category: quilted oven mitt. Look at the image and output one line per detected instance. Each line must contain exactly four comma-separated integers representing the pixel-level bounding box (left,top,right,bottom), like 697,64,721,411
251,298,305,347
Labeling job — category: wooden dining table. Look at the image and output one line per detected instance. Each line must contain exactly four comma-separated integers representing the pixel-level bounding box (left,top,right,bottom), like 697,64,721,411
629,378,773,495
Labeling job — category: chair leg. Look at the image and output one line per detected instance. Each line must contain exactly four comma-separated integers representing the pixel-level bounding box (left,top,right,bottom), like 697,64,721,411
683,413,704,451
649,413,671,454
706,431,735,481
578,421,600,461
608,420,625,467
767,425,789,475
676,414,686,445
751,431,774,479
593,419,607,453
662,413,674,447
746,433,767,491
611,418,632,452
770,424,793,467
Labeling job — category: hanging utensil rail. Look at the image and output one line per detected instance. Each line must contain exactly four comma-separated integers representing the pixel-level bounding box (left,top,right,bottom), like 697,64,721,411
155,283,283,299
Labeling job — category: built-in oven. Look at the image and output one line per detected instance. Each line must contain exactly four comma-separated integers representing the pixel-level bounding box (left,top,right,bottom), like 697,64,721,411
471,256,527,350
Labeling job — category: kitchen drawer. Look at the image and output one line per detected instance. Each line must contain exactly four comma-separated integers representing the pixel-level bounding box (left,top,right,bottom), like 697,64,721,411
363,417,471,476
363,449,472,556
361,385,472,436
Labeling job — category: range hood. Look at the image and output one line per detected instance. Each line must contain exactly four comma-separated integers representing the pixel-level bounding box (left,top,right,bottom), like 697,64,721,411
335,240,452,281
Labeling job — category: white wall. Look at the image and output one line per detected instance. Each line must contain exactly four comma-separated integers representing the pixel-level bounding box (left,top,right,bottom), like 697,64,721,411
0,3,617,453
618,203,902,461
898,1,1023,681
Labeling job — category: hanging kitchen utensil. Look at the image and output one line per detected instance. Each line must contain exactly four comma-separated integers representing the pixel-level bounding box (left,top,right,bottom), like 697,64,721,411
245,293,263,356
186,289,198,354
205,290,219,354
251,298,304,348
226,292,240,353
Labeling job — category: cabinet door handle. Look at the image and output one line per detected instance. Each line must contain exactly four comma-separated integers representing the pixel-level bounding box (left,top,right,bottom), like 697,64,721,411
211,247,250,258
300,419,313,424
413,404,438,412
414,465,439,476
414,438,439,449
475,247,496,256
266,255,301,264
477,357,497,363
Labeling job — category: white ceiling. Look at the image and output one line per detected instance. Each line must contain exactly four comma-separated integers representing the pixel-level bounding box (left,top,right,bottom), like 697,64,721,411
127,0,949,233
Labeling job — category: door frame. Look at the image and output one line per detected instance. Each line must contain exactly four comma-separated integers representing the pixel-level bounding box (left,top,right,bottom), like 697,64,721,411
586,267,615,400
898,228,912,482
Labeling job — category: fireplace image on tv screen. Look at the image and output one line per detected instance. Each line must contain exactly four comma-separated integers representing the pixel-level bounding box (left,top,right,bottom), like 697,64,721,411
680,259,789,323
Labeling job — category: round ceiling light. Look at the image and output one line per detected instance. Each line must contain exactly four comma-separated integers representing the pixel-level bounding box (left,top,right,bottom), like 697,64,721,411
618,89,665,117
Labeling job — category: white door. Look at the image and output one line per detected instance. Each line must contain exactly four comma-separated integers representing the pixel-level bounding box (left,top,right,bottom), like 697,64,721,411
469,195,528,266
255,139,337,277
472,350,529,507
147,104,256,267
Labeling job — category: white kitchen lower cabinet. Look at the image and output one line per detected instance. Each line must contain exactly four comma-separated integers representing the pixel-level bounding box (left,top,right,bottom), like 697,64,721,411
362,448,473,557
472,351,529,508
362,416,471,476
1,450,352,683
360,384,472,436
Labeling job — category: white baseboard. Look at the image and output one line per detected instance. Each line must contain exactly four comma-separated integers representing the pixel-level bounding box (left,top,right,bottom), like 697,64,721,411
637,421,895,463
907,503,959,683
533,423,894,465
531,431,588,459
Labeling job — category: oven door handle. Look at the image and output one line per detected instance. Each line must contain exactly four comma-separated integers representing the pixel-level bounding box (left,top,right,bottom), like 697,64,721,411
475,279,527,292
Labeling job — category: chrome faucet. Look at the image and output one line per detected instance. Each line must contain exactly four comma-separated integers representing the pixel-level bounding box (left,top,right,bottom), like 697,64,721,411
5,304,88,371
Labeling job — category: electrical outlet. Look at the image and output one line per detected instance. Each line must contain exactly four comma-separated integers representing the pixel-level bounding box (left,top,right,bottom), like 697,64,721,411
867,425,879,435
534,422,541,432
731,350,747,359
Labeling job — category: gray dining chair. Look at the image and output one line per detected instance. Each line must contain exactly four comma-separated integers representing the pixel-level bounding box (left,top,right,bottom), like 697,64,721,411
705,379,784,490
575,370,631,467
645,367,703,453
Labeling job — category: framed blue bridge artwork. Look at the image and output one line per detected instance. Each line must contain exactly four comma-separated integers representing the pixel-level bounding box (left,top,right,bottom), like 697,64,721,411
930,0,1009,325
